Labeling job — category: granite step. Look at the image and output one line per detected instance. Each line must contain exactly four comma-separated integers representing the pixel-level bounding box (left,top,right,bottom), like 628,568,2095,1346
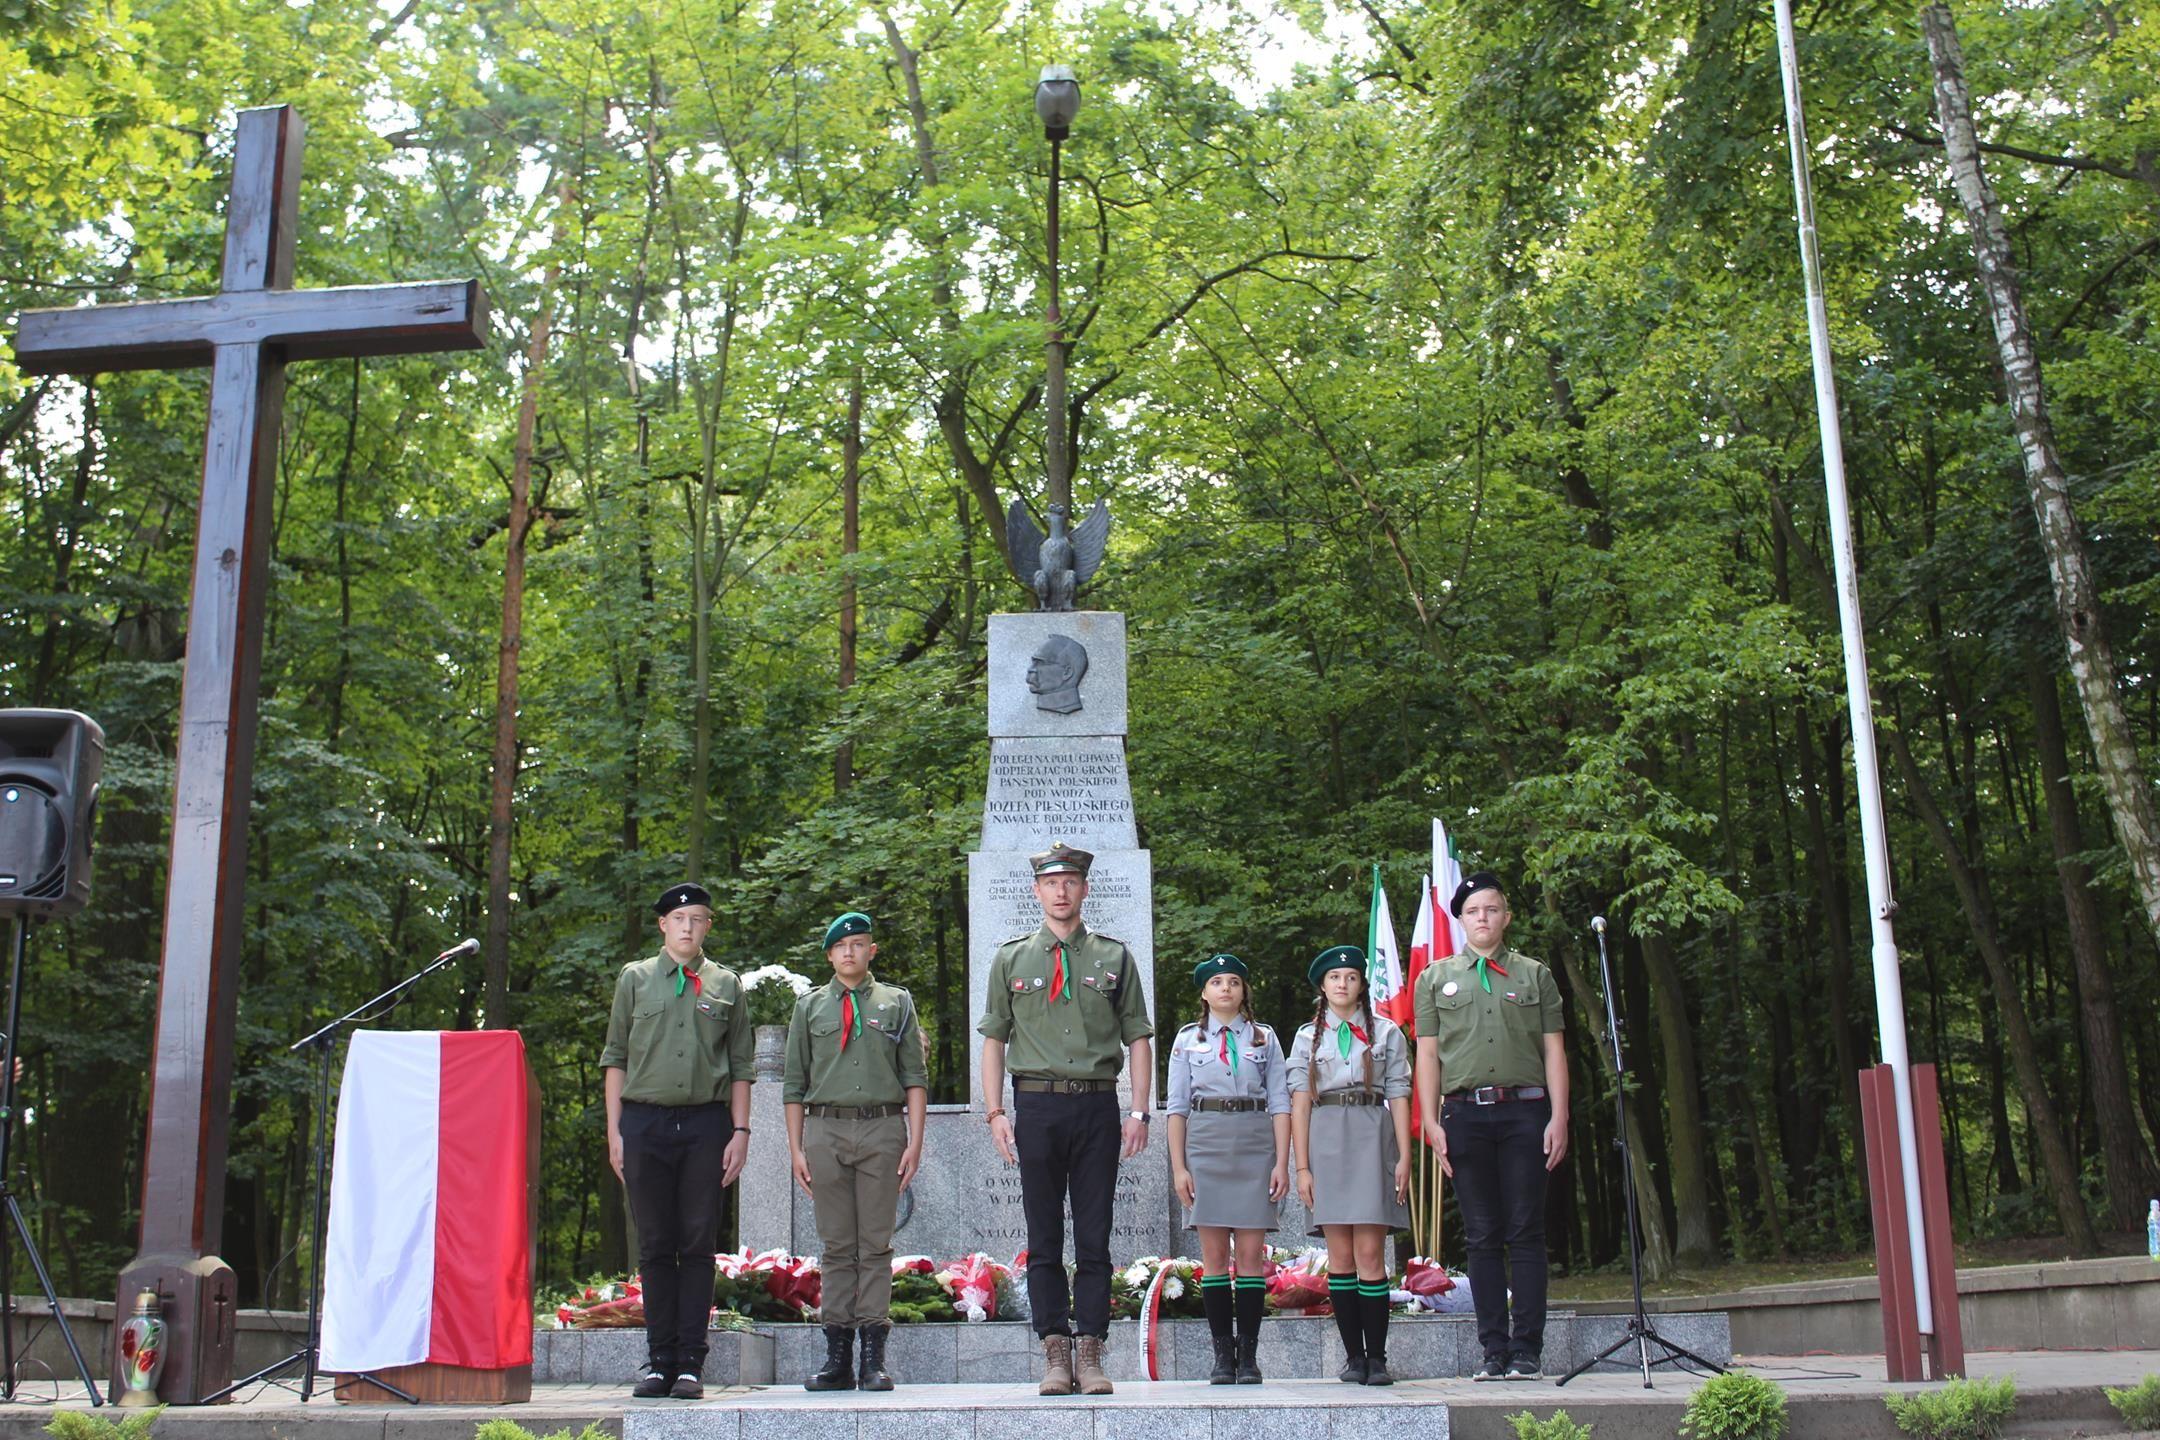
537,1310,1732,1387
621,1379,1448,1440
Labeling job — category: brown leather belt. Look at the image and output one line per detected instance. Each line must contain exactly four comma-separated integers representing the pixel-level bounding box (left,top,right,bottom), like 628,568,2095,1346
1012,1076,1117,1094
1445,1085,1547,1105
806,1103,903,1119
1192,1097,1268,1113
1312,1091,1386,1108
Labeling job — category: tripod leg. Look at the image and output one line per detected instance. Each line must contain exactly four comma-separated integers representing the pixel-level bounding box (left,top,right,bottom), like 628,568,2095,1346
1635,1326,1725,1376
4,1194,101,1405
1554,1324,1652,1386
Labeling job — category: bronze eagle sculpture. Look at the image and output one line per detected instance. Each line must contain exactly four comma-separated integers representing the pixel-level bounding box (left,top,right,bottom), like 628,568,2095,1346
1005,497,1110,612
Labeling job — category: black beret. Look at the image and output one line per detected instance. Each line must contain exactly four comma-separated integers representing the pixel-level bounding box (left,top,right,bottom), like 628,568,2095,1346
654,882,713,916
1449,870,1504,917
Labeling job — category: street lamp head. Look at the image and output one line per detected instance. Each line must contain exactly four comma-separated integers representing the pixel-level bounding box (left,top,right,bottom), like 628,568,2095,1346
1035,65,1081,140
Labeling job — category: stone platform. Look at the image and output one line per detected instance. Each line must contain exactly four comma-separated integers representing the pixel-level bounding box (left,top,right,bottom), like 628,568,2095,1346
5,1351,2154,1440
533,1311,1734,1386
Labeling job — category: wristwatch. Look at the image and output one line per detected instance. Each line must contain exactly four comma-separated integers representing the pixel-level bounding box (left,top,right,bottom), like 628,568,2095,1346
1128,1111,1150,1125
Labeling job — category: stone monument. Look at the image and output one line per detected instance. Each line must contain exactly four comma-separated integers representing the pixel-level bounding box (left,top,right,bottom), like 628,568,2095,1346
738,608,1182,1267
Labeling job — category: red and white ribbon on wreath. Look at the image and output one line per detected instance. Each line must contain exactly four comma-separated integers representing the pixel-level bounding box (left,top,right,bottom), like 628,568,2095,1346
1138,1263,1173,1380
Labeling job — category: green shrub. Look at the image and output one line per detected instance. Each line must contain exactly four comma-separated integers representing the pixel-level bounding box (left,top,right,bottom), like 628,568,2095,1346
470,1423,612,1440
1884,1376,2018,1440
1507,1409,1596,1440
44,1409,164,1440
2104,1373,2160,1431
1679,1371,1790,1440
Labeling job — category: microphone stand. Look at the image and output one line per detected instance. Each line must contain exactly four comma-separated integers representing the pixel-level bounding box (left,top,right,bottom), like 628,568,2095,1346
206,941,473,1405
1557,917,1724,1389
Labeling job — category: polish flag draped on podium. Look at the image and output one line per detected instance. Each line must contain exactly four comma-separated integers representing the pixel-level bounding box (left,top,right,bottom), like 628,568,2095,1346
318,1030,534,1374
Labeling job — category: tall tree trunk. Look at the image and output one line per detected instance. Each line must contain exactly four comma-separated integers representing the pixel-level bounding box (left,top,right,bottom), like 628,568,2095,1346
836,367,863,793
1553,932,1675,1279
1924,1,2160,950
1887,722,2100,1252
484,201,565,1026
1640,932,1719,1265
2025,650,2160,1225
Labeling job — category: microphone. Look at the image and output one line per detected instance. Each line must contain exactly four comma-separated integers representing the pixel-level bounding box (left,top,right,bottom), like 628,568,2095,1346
436,937,480,961
1591,916,1607,935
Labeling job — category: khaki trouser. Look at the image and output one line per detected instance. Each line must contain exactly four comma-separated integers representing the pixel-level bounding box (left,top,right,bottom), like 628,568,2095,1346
805,1112,909,1327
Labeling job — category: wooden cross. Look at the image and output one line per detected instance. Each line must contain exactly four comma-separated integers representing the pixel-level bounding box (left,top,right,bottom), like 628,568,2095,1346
10,105,487,1402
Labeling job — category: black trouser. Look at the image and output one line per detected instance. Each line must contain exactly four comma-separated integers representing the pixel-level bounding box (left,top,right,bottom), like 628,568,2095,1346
1013,1087,1121,1338
1443,1096,1552,1363
620,1100,731,1373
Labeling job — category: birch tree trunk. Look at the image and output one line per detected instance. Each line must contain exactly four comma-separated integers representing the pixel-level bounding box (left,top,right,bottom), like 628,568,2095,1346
484,198,566,1027
836,367,863,794
1923,1,2160,949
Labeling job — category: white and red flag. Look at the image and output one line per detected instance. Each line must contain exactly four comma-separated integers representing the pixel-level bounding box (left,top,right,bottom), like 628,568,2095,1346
1369,864,1411,1027
319,1030,534,1374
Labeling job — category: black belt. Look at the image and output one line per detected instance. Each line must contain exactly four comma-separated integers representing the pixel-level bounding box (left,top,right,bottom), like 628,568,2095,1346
1012,1076,1117,1094
806,1103,903,1119
1191,1097,1267,1113
1312,1091,1386,1108
1446,1085,1547,1105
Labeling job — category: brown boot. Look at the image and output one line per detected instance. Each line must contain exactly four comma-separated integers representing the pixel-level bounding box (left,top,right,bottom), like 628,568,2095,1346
1040,1333,1077,1396
1074,1334,1113,1395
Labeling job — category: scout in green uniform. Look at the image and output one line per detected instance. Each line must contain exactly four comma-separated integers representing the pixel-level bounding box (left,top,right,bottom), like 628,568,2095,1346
1412,871,1569,1381
978,843,1154,1397
783,911,928,1393
601,882,755,1401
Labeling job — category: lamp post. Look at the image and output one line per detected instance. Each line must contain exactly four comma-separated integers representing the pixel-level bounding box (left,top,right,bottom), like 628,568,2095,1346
1035,64,1081,518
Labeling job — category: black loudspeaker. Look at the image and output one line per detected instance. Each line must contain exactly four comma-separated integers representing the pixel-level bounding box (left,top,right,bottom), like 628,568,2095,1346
0,709,104,917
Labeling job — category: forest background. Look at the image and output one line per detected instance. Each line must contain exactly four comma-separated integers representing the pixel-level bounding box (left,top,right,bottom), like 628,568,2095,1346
3,0,2158,1308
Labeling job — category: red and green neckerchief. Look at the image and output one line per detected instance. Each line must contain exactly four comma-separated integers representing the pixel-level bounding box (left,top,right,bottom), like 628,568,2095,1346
1213,1018,1242,1074
839,983,865,1049
1468,948,1511,994
1049,940,1067,1002
671,962,703,997
1331,1012,1370,1062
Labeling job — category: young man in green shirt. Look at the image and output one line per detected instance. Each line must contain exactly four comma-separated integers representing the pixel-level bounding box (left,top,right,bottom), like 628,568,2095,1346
784,911,928,1392
600,883,754,1400
979,843,1155,1396
1413,871,1570,1381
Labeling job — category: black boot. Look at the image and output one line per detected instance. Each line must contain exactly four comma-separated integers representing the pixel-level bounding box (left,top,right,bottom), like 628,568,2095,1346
1235,1279,1265,1383
1203,1276,1236,1384
858,1323,895,1391
1329,1274,1366,1382
805,1324,855,1391
1208,1334,1238,1384
1360,1287,1394,1385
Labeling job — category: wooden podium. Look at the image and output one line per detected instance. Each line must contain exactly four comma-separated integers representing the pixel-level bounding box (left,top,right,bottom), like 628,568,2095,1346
327,1038,542,1404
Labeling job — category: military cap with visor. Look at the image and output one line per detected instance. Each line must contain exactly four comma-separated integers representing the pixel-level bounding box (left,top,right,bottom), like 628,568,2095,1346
1029,841,1094,877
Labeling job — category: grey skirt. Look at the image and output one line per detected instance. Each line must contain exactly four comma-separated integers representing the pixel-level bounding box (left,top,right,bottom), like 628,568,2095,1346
1182,1109,1280,1231
1304,1099,1409,1232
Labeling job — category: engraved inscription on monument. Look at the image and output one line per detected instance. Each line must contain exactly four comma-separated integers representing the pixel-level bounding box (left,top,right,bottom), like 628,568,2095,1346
979,737,1137,851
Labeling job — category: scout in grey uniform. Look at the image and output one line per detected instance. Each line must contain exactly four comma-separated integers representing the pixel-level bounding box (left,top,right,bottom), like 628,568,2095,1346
784,911,928,1393
1166,953,1290,1384
1288,944,1412,1386
601,882,755,1401
979,842,1155,1397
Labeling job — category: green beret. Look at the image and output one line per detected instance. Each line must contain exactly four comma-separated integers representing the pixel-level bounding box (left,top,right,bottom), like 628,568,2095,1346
1191,953,1249,988
1307,944,1366,989
822,911,873,951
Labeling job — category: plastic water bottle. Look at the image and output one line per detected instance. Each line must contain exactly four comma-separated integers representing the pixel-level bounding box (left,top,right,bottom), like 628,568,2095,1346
2149,1198,2159,1261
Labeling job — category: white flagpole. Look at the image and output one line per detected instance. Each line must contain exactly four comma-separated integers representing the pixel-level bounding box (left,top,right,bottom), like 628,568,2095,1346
1770,0,1934,1334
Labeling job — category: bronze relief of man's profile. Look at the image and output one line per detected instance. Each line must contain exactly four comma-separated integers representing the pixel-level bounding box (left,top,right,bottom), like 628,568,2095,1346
1026,634,1089,714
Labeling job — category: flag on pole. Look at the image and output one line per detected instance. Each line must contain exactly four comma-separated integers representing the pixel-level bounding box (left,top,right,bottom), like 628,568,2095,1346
1433,816,1467,956
1369,864,1411,1026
